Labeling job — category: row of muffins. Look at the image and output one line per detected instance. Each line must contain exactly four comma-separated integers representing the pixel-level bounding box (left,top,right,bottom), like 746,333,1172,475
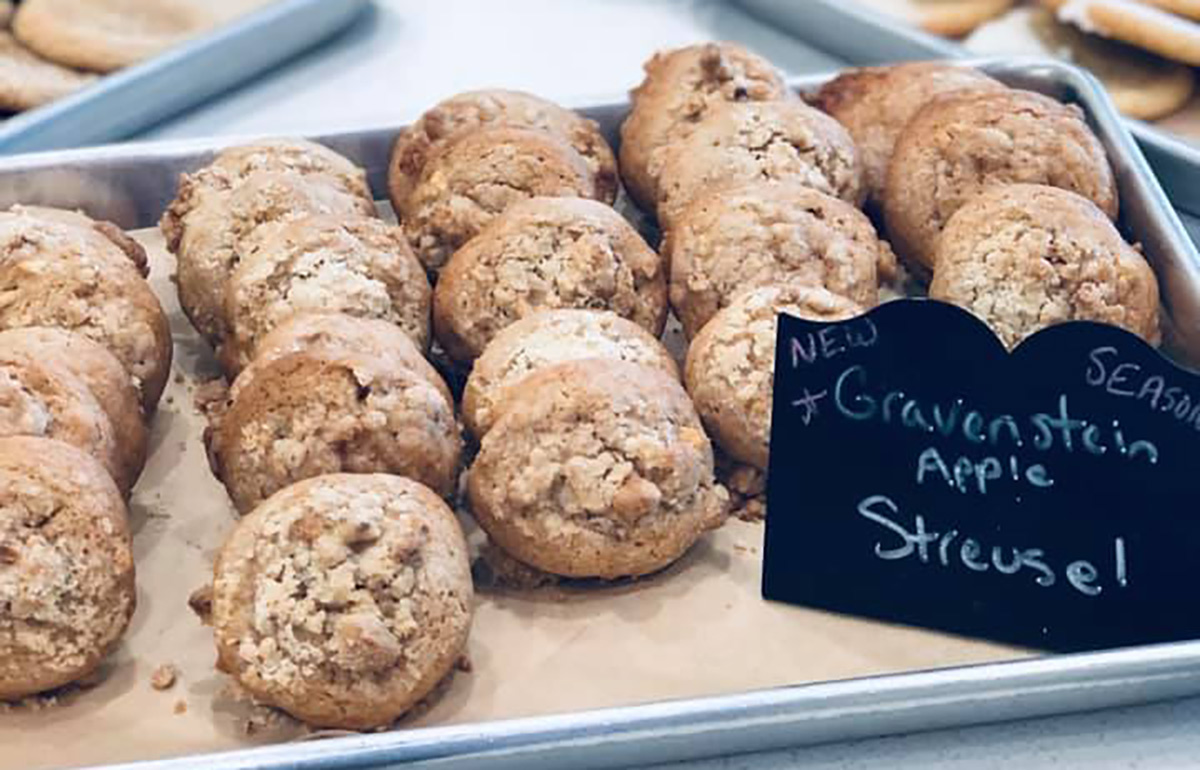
0,205,172,699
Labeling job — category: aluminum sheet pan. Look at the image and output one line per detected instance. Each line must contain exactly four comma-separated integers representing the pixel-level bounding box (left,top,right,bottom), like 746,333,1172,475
733,0,1200,219
0,0,370,154
1,61,1199,770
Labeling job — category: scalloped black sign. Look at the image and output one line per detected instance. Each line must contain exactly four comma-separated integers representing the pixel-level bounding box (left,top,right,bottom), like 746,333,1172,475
763,299,1200,652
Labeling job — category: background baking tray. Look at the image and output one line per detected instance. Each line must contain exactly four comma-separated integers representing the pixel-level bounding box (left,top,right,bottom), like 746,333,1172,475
732,0,1200,223
0,0,370,154
2,61,1199,770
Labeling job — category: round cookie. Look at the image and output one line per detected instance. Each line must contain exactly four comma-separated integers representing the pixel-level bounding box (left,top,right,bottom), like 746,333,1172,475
1042,0,1200,66
928,184,1160,348
211,347,462,514
0,348,128,493
0,30,96,111
655,100,863,232
462,309,679,439
397,126,607,272
965,6,1194,120
467,359,729,580
850,0,1017,37
175,171,376,349
685,284,864,470
664,181,888,339
11,0,247,73
160,138,372,254
222,215,430,374
813,62,1005,204
619,42,791,211
388,89,617,216
237,312,451,406
433,197,667,364
7,204,149,276
0,436,135,700
0,328,146,494
212,473,472,730
0,211,173,411
884,88,1118,274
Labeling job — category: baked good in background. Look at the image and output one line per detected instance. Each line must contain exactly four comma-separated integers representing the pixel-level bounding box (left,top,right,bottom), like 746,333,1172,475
221,215,431,374
685,285,864,471
162,139,374,349
210,344,461,514
851,0,1017,36
663,181,889,339
883,88,1117,273
12,0,273,73
387,88,617,219
171,171,375,352
619,42,791,210
814,62,1006,204
654,100,864,232
238,312,451,407
0,328,146,495
928,183,1161,348
467,359,729,580
965,6,1195,120
211,473,472,730
1040,0,1200,65
0,436,135,700
0,208,172,411
0,30,96,110
397,126,611,272
462,309,679,439
433,197,666,364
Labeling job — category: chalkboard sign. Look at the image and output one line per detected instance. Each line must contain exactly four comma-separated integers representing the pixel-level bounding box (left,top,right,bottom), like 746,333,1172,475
763,299,1200,652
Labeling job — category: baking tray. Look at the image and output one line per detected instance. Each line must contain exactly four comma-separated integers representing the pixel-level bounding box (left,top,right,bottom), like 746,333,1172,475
733,0,1200,220
2,61,1200,770
0,0,370,154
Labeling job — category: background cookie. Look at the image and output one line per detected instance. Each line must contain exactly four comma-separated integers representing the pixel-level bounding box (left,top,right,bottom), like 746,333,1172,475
1042,0,1200,65
398,126,607,272
655,100,863,232
433,197,666,363
0,436,135,700
852,0,1016,36
814,62,1005,204
0,328,146,494
462,309,679,438
0,30,95,111
12,0,270,73
161,139,372,253
212,473,472,730
467,359,729,579
884,88,1117,273
238,312,451,406
222,215,430,374
388,89,617,215
664,181,887,338
619,42,791,210
0,212,173,410
965,6,1194,120
685,284,864,470
212,347,461,514
174,171,376,349
928,184,1160,348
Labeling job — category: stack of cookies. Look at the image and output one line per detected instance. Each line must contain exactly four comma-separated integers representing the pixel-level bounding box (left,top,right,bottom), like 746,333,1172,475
0,205,168,699
162,141,473,730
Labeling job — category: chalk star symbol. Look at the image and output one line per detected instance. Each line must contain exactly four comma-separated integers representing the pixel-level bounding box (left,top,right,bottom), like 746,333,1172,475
791,388,827,426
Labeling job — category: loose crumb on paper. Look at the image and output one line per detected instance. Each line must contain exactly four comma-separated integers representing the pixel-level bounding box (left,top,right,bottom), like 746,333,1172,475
188,585,214,625
173,699,188,715
150,664,178,691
